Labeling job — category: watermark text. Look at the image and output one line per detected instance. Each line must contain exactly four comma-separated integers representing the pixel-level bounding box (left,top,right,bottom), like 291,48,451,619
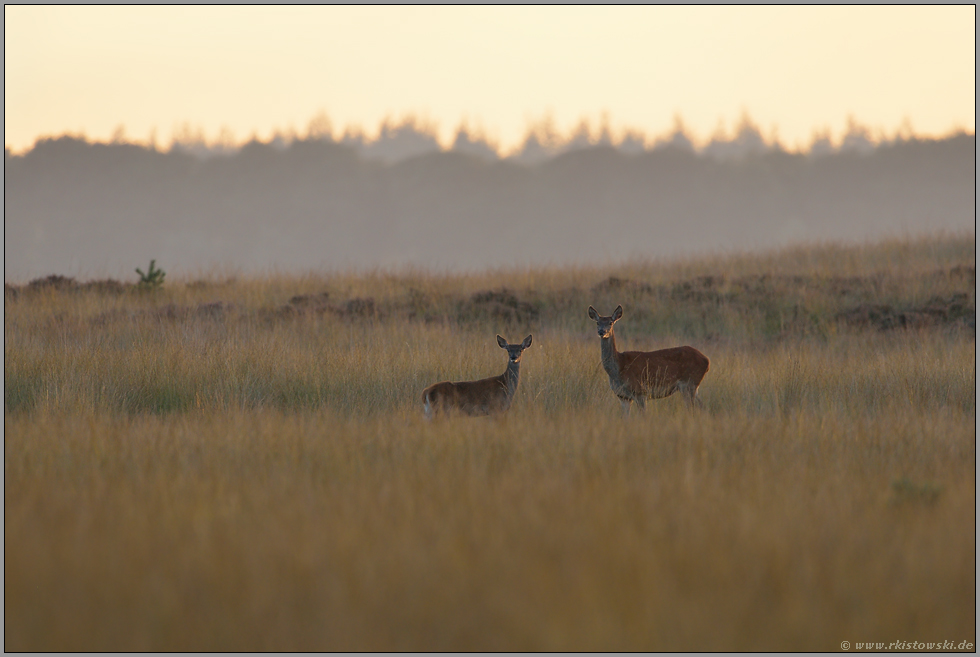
842,640,974,651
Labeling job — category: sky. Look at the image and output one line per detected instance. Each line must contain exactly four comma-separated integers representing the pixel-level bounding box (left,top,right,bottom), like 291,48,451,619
4,5,976,155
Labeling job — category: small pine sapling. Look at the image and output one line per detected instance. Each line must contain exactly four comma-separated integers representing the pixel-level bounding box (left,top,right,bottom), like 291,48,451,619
135,259,166,290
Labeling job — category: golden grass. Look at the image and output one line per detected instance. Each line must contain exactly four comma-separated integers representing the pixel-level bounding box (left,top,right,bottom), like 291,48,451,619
4,234,976,650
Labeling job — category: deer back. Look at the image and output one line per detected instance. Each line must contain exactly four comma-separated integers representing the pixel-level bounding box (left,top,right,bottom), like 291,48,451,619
618,345,710,398
422,334,531,418
422,375,511,417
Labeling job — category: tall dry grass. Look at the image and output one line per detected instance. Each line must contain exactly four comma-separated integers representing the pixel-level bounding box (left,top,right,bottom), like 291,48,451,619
4,234,976,650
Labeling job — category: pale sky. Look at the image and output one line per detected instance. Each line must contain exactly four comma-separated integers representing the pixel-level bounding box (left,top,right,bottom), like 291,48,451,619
4,5,976,154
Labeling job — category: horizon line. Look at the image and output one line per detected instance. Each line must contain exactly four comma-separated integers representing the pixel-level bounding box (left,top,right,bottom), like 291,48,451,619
6,114,974,164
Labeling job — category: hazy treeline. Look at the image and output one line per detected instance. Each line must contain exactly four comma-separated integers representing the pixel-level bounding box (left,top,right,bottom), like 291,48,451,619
4,131,974,281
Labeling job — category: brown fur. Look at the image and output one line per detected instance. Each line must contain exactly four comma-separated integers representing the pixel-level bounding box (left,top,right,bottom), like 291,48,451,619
422,335,531,418
588,305,709,414
422,378,511,417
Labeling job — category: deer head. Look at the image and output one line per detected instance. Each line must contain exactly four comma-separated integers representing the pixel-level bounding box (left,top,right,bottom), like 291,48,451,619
497,334,533,362
587,305,623,339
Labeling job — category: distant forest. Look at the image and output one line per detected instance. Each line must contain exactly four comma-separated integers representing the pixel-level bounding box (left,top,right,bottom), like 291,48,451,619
4,127,975,280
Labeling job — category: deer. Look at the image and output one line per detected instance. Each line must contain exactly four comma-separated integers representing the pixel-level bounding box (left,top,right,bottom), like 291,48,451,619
422,334,533,419
588,305,709,415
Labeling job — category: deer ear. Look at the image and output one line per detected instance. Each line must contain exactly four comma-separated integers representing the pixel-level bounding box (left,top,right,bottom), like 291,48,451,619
496,335,507,348
588,306,598,320
612,305,623,321
522,335,532,349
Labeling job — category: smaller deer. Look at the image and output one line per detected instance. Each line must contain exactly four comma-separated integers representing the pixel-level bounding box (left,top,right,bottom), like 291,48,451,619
588,305,709,415
422,334,533,419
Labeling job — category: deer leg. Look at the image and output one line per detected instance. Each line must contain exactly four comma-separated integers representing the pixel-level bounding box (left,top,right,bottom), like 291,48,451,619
619,397,632,417
686,385,704,410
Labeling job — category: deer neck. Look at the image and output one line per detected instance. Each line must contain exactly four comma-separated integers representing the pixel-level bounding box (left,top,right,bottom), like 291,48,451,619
600,331,622,379
502,359,522,398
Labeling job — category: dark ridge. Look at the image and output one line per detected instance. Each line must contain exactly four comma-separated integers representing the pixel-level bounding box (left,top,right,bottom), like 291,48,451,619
5,134,974,279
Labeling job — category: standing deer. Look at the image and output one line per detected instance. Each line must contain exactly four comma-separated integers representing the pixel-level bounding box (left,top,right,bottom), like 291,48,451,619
588,305,709,415
422,334,533,419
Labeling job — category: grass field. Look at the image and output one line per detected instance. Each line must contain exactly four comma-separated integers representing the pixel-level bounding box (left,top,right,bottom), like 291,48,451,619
4,234,976,650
